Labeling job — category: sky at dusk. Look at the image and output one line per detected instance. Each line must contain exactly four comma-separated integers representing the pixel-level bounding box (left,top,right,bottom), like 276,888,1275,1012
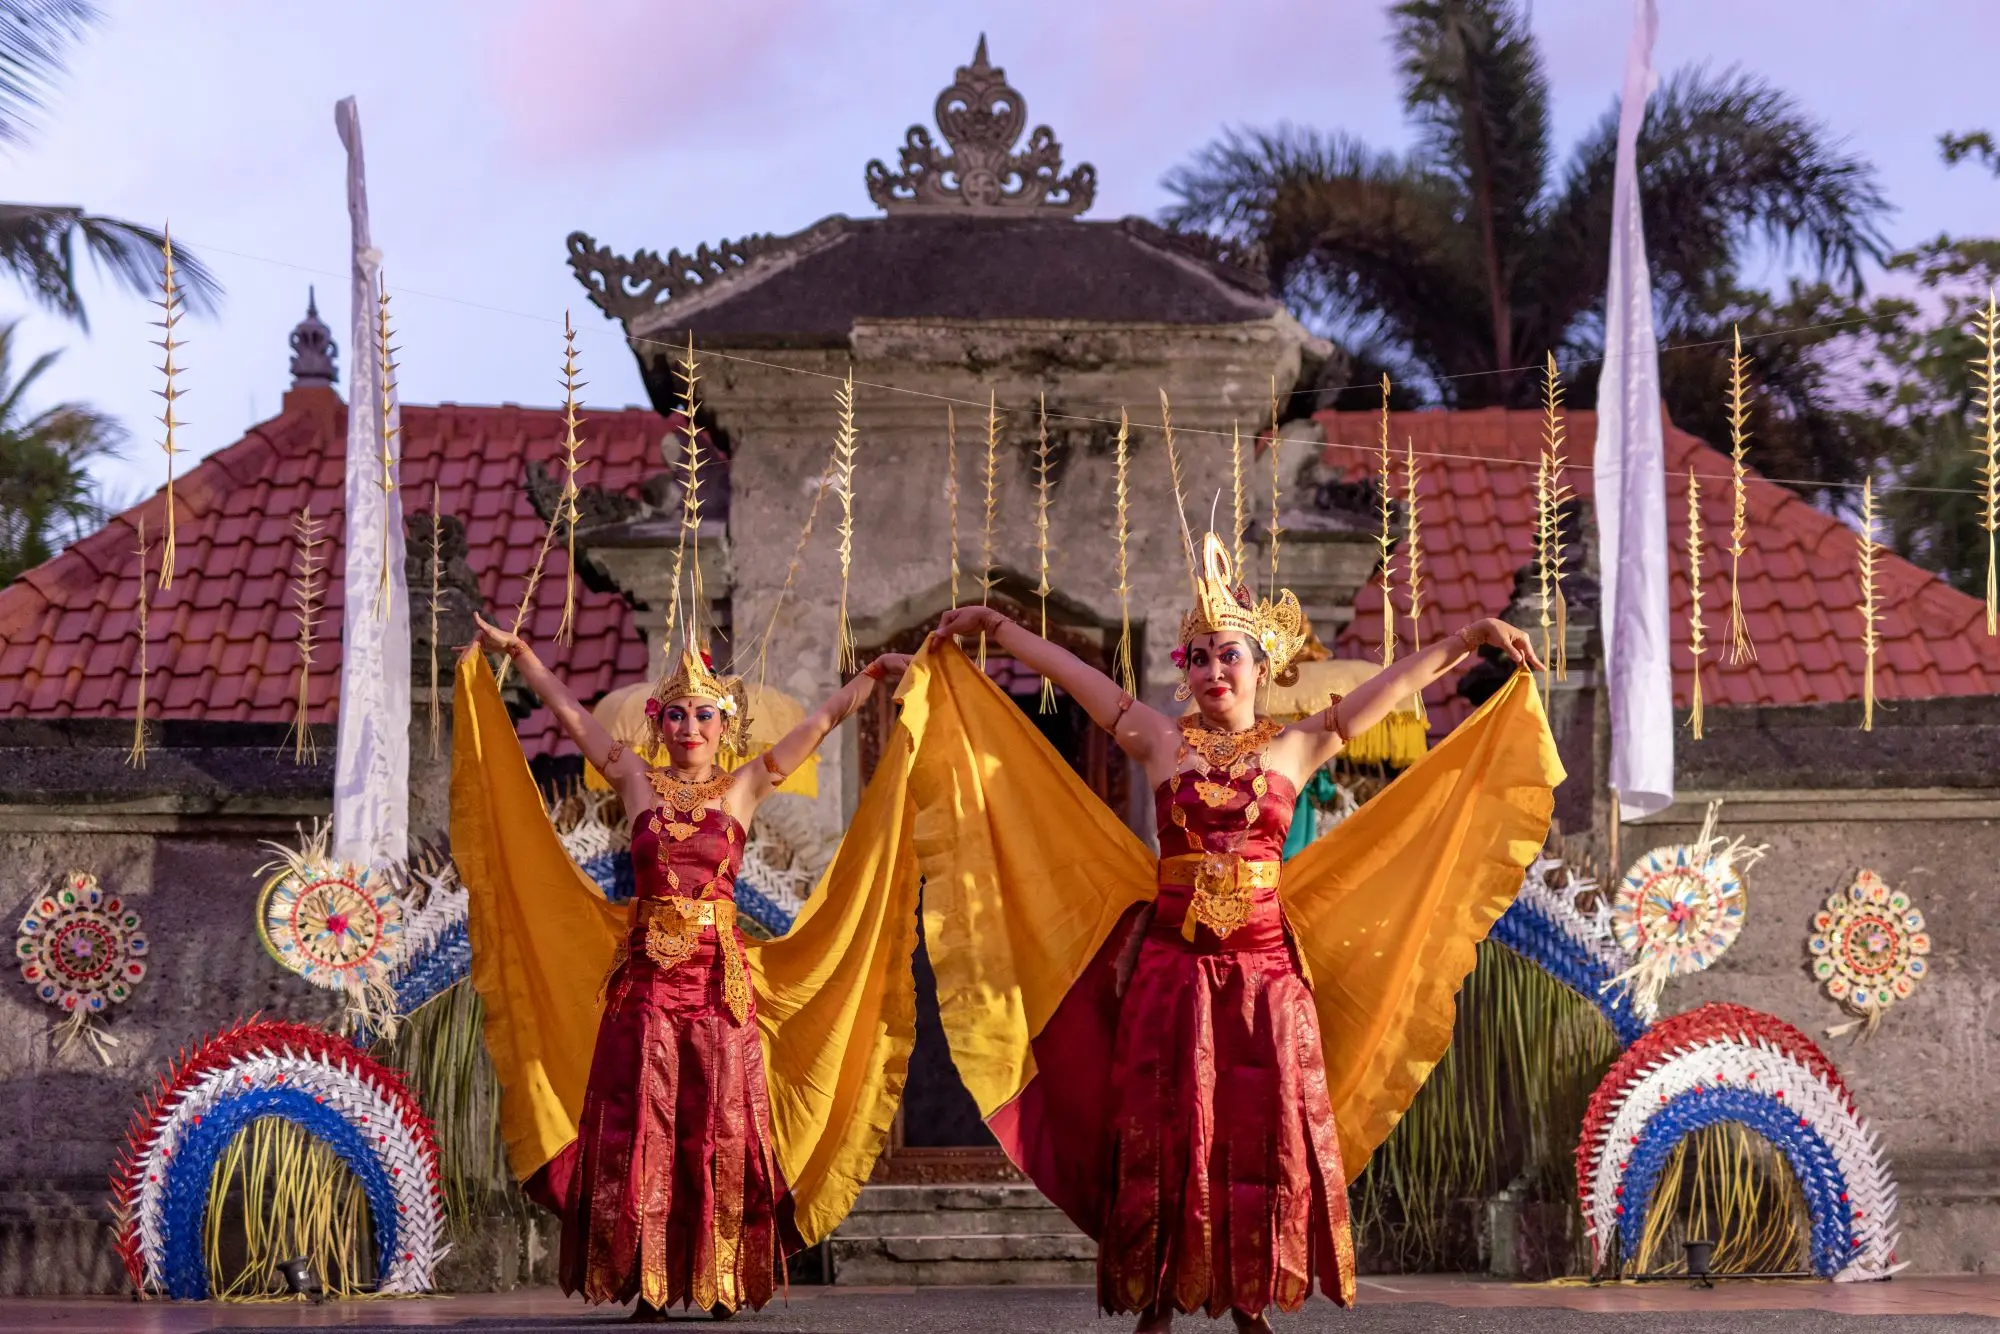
9,0,2000,502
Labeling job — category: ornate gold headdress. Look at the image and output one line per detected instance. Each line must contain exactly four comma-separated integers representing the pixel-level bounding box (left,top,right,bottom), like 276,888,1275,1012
1175,532,1309,684
646,637,752,757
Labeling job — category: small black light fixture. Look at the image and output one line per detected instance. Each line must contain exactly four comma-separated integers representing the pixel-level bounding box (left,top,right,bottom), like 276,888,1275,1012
276,1256,320,1301
1683,1239,1716,1288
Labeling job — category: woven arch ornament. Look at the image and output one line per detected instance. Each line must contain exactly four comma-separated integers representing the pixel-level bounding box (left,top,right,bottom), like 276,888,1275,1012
1810,870,1930,1039
1489,853,1656,1047
112,1020,443,1299
1576,1004,1902,1281
15,870,148,1062
1604,803,1766,1017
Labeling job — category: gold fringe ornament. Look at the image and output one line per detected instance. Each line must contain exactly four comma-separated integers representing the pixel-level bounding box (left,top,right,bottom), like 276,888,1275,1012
1230,421,1247,577
1859,477,1880,732
1112,408,1136,697
1267,377,1284,602
978,391,999,668
1401,435,1428,723
127,518,150,769
1725,327,1758,662
1972,291,2000,636
153,225,184,590
831,371,860,673
287,506,326,765
1034,395,1055,714
1538,354,1573,682
1686,466,1706,740
373,282,399,619
425,485,442,759
556,313,586,645
663,334,706,648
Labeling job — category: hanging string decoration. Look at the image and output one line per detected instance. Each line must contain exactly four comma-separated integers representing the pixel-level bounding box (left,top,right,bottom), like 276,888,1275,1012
976,390,1001,668
15,870,148,1062
1230,421,1247,578
674,335,709,648
127,517,151,769
255,824,405,1035
424,485,442,759
154,225,185,589
1375,374,1397,668
1604,802,1766,1016
1859,477,1881,732
1401,435,1429,723
1034,394,1056,713
1161,389,1196,597
112,1019,444,1300
1267,376,1284,602
1810,869,1930,1039
1974,291,1999,636
1577,1003,1901,1281
373,281,399,618
1490,852,1655,1046
283,507,326,766
1537,353,1572,681
749,434,837,690
832,370,861,673
1686,465,1707,740
1113,407,1136,697
1725,328,1758,662
555,312,587,645
945,405,960,610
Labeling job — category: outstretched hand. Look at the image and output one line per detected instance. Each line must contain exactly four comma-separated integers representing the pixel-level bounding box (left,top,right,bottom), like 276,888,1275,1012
867,653,914,683
932,605,1006,646
464,612,523,660
1465,617,1547,672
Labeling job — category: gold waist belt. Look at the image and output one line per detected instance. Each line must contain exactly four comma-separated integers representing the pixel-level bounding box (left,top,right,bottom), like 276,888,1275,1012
630,895,749,1025
1157,853,1282,942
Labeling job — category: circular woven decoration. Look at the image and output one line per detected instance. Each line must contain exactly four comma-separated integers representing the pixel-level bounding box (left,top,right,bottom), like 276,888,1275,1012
256,859,403,998
1613,844,1746,975
16,870,148,1015
1809,869,1929,1032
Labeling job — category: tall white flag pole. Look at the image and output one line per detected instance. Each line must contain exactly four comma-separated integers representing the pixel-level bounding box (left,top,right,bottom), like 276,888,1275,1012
331,97,411,867
1593,0,1673,823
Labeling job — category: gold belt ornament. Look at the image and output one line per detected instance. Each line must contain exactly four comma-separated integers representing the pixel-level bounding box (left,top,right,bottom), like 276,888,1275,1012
1158,853,1281,941
633,896,750,1025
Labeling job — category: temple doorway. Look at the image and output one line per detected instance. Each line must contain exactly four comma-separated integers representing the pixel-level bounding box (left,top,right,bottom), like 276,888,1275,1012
855,593,1128,1183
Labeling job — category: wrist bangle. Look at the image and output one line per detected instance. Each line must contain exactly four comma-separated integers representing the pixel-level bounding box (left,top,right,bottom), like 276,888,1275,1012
506,639,530,660
863,660,886,681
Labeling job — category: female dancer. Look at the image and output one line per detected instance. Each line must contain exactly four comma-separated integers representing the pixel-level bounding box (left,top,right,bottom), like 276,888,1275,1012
931,534,1543,1333
467,612,907,1319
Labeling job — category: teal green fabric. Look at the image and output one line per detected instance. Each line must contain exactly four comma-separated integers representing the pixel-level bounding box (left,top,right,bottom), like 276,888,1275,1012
1282,769,1344,861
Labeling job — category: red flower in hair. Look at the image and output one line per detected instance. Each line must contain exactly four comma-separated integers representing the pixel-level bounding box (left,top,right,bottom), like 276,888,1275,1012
699,650,714,669
644,698,664,724
1170,644,1189,671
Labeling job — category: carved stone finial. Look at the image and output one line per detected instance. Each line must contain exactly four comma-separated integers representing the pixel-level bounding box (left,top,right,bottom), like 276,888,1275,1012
288,286,338,389
866,36,1096,217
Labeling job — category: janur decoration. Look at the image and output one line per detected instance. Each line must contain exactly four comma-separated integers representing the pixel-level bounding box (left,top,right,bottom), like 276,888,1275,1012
1604,802,1765,1016
15,870,148,1062
112,1019,443,1300
1809,869,1931,1039
256,824,405,1034
1577,1004,1901,1281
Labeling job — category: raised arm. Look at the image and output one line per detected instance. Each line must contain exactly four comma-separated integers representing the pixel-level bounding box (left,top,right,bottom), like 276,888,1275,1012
727,653,913,818
466,613,652,806
931,605,1180,773
1273,617,1543,781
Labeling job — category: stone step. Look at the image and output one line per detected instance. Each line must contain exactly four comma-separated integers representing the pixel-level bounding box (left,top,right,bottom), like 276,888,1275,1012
0,1216,127,1296
843,1183,1069,1214
828,1183,1097,1286
829,1247,1096,1289
837,1232,1097,1264
835,1207,1078,1238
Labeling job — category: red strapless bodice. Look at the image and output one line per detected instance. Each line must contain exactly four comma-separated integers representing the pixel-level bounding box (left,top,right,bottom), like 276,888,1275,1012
1151,763,1297,952
629,806,745,904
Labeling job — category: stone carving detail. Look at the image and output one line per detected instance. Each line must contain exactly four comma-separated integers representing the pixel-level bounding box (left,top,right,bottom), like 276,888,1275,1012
865,37,1095,217
566,229,796,324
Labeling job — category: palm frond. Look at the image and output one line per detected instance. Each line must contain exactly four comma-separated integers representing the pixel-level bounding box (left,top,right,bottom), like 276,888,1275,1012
0,205,223,328
0,1,98,147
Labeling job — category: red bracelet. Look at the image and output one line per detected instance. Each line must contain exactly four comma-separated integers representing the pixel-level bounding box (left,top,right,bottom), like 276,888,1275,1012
863,660,886,681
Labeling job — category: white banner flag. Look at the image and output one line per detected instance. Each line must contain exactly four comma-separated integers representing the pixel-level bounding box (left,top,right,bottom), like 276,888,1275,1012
331,96,410,867
1593,0,1673,822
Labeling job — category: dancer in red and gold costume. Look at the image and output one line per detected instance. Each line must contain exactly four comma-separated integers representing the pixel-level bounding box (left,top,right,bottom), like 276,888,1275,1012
923,533,1557,1332
460,613,906,1319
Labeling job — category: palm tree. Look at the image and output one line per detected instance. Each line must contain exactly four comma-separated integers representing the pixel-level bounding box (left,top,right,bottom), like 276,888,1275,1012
1163,0,1889,447
0,1,218,327
0,318,124,584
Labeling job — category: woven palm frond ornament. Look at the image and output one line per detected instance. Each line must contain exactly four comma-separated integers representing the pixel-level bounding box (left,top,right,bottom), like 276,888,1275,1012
16,870,148,1062
1603,801,1767,1016
255,823,405,1036
1810,869,1930,1039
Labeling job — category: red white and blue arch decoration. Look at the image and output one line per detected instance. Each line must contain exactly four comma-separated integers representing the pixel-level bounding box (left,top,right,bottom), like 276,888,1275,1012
112,1020,443,1299
1490,853,1656,1046
1576,1004,1901,1281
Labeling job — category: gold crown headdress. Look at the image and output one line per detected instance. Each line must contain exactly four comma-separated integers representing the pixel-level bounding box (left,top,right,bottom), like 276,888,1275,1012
1176,532,1309,684
646,637,752,757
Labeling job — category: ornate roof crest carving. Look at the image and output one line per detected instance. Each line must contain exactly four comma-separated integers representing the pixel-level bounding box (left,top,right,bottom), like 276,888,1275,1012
866,36,1095,217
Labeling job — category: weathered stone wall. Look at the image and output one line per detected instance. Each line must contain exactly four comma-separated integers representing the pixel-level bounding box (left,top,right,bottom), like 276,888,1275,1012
1635,694,2000,1273
702,313,1314,834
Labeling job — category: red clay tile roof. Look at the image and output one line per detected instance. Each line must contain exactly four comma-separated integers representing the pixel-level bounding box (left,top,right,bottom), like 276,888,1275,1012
1321,408,2000,732
0,387,674,758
